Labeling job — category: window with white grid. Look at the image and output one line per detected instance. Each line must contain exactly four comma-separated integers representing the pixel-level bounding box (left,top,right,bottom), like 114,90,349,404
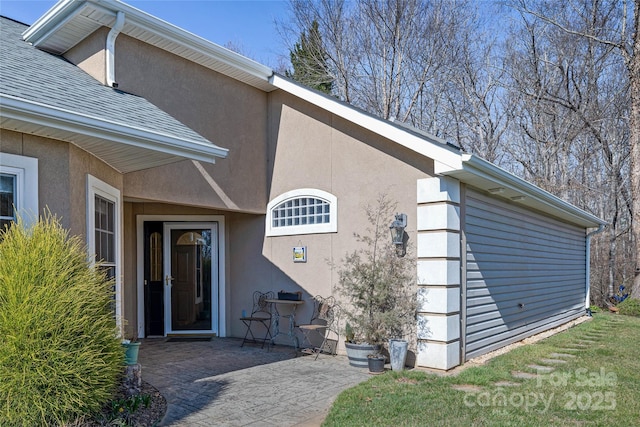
0,153,38,230
266,189,337,236
87,175,121,320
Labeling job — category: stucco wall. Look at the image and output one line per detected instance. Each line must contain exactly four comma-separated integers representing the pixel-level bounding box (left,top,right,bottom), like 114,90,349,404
122,202,273,338
0,130,121,236
264,90,435,340
57,25,438,347
112,35,268,213
64,27,109,85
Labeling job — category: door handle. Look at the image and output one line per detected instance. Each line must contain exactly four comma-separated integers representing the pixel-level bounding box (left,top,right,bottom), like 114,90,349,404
165,275,174,286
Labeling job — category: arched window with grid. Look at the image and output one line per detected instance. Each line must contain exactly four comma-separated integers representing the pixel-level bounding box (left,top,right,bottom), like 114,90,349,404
266,189,337,236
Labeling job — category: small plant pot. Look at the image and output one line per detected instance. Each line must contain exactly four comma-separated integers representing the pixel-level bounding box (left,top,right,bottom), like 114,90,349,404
367,354,386,374
122,341,141,365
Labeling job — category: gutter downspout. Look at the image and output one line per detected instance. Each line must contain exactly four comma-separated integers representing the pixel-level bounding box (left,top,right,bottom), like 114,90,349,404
586,224,606,313
106,11,125,88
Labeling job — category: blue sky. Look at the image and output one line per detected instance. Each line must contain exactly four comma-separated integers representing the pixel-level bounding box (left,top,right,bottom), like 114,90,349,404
0,0,291,68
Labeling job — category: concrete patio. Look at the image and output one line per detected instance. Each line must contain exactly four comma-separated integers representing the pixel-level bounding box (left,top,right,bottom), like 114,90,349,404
139,338,371,426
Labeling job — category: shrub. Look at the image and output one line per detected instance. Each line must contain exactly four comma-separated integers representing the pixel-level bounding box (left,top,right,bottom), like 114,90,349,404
618,298,640,317
0,214,124,426
335,194,416,345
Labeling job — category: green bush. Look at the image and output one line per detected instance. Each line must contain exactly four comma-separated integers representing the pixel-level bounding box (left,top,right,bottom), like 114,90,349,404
618,298,640,317
0,215,124,426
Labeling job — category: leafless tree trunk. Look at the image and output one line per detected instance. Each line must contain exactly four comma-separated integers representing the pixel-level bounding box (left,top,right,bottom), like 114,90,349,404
509,0,638,299
279,0,637,302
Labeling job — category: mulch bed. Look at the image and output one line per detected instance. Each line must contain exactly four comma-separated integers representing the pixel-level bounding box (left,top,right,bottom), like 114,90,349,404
71,380,167,426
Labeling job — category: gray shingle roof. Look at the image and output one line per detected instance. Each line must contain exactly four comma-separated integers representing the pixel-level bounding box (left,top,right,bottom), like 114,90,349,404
0,16,220,150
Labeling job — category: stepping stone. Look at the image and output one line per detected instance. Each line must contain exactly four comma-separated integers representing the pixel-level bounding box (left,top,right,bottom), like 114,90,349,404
494,381,520,387
549,353,576,358
528,364,555,373
511,371,538,379
452,384,483,392
539,358,567,364
557,349,582,353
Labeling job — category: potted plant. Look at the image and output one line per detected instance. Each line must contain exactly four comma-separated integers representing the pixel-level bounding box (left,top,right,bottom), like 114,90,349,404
122,337,141,365
120,321,141,365
335,194,416,372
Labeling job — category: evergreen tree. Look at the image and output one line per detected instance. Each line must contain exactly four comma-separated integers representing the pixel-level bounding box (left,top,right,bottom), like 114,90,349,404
286,20,333,94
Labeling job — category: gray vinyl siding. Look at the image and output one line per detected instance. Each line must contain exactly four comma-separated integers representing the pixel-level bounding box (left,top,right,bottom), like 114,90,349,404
464,189,586,360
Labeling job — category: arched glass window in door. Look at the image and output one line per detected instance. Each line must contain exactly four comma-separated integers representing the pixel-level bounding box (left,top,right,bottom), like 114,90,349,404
171,230,212,331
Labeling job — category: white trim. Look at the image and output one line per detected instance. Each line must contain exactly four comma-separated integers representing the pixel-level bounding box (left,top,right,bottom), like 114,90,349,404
417,340,460,370
23,0,273,85
416,231,460,258
136,215,226,338
417,314,460,342
586,224,606,309
266,188,337,237
0,153,38,226
439,154,606,228
163,222,219,336
86,175,122,333
0,94,228,161
418,287,460,314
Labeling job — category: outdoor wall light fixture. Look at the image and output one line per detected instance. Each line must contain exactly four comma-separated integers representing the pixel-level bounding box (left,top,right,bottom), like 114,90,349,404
389,213,407,257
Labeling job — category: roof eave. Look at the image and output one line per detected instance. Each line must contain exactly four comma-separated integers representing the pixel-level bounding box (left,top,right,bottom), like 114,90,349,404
1,94,227,170
437,154,606,229
22,0,274,89
21,0,79,43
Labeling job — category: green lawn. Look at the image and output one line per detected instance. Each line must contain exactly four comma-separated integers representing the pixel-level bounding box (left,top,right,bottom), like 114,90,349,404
324,313,640,427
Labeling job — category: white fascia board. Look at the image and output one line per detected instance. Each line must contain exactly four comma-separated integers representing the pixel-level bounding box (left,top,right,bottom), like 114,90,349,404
270,74,463,171
0,94,228,162
23,0,273,83
119,6,273,82
22,0,81,44
452,154,606,227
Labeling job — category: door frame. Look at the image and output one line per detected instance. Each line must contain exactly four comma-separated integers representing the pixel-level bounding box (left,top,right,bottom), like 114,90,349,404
163,222,219,335
136,215,226,338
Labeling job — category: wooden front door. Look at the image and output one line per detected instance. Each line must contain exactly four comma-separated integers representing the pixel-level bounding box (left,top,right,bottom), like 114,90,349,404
164,223,218,334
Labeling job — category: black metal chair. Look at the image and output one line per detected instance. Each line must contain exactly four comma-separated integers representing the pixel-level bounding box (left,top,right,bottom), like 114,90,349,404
240,291,274,348
297,295,340,359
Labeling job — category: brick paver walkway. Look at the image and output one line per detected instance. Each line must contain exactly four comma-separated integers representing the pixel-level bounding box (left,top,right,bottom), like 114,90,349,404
139,338,370,426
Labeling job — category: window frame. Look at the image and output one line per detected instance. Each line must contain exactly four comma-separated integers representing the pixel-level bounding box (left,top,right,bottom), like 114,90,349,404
86,175,122,325
0,153,38,226
266,188,337,237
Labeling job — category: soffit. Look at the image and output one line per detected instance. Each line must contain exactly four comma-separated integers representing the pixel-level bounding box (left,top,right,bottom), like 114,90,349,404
0,96,225,174
437,155,606,229
23,0,275,92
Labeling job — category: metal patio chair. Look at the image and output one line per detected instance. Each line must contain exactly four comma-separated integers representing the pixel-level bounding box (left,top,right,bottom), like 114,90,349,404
297,295,340,359
240,290,274,348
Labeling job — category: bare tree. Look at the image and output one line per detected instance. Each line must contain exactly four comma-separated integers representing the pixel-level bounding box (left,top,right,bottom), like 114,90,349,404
509,0,639,299
282,0,474,126
277,0,636,302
